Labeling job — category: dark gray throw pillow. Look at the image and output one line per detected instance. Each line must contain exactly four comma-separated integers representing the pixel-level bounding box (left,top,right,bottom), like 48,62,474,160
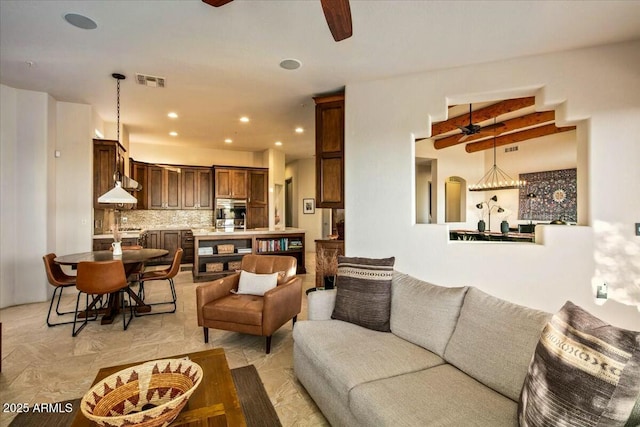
331,256,395,332
519,301,640,427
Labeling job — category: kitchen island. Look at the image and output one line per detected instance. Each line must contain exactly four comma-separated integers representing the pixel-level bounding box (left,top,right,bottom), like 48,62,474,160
192,228,306,282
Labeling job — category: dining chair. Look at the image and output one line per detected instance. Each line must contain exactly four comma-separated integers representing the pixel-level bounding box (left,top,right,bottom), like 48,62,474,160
43,253,77,327
73,260,133,336
137,248,183,314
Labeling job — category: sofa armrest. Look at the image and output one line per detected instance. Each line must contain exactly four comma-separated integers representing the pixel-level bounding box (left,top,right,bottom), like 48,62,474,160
196,273,240,326
307,289,337,321
262,277,302,335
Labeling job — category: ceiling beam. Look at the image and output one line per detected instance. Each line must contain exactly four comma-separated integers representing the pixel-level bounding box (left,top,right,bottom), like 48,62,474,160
434,110,556,149
465,124,576,153
431,96,535,137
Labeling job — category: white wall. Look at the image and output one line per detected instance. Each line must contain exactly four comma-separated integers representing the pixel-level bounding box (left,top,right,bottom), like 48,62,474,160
0,86,51,307
130,142,263,167
286,158,322,252
345,41,640,329
56,103,94,257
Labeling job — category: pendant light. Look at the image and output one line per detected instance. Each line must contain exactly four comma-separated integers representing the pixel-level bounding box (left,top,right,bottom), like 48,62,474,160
97,73,137,204
469,119,525,192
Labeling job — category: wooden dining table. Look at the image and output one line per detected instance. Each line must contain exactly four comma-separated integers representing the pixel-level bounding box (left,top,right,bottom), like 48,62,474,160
55,249,168,324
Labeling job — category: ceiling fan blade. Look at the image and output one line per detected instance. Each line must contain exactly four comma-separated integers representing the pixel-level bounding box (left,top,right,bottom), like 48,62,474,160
458,134,470,142
320,0,353,41
202,0,233,7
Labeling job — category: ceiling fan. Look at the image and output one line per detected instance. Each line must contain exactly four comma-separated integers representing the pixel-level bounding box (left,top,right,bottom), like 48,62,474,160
202,0,353,42
458,104,505,142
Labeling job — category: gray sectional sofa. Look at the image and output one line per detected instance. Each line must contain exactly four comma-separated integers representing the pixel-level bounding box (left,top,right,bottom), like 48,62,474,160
292,272,552,426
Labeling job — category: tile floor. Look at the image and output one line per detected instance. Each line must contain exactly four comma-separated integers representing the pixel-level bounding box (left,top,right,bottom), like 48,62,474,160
0,258,328,427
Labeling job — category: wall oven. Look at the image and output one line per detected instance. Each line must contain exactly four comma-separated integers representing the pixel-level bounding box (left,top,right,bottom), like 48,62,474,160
215,199,246,231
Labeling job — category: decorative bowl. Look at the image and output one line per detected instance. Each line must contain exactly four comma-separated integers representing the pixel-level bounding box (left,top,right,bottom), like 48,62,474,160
80,358,203,427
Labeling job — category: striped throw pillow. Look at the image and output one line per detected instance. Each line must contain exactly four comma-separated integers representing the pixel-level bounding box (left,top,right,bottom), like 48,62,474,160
519,301,640,426
331,256,395,332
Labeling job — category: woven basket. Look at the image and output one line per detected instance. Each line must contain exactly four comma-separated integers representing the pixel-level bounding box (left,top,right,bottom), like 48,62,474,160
80,358,203,427
206,262,223,272
228,260,242,270
217,244,235,254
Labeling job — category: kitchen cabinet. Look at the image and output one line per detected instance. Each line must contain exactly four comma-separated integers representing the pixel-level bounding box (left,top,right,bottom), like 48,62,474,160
181,230,195,263
93,237,139,251
129,159,148,210
247,169,268,229
314,93,345,209
182,167,213,210
145,229,182,265
214,168,247,199
148,166,182,209
93,139,126,209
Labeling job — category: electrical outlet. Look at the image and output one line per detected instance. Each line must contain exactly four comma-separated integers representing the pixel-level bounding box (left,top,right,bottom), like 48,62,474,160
636,223,640,236
122,217,128,224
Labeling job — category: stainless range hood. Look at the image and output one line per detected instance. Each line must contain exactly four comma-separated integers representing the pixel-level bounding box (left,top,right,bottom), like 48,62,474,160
121,175,142,191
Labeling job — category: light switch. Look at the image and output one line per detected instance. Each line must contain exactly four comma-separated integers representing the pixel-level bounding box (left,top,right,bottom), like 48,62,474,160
54,150,61,158
636,223,640,236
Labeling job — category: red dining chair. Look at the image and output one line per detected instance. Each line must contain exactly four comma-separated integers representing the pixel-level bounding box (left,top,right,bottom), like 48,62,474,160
73,260,133,336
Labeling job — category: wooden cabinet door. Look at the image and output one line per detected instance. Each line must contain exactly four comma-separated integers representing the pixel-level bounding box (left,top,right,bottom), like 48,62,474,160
247,169,268,228
147,166,182,209
146,231,161,249
215,168,247,199
147,166,165,209
230,170,247,199
161,230,181,262
165,168,181,209
183,168,212,209
93,140,117,209
215,168,232,198
314,94,345,209
130,160,148,210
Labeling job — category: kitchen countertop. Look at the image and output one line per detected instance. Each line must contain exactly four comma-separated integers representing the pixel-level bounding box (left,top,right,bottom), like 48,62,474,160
191,227,305,237
93,232,144,239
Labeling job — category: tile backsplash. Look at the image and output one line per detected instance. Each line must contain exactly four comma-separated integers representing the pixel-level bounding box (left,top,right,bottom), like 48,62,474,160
96,209,214,233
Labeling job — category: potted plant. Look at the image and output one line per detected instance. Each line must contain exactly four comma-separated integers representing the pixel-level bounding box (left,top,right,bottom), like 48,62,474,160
316,247,338,289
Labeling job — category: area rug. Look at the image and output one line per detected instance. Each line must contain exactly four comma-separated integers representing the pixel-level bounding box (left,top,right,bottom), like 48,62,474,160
8,364,281,427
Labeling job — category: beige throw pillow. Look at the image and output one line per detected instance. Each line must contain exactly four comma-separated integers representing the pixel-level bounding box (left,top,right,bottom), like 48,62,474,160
236,271,278,296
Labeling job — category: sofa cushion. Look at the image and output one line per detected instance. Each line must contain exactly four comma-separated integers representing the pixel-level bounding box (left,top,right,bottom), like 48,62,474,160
444,287,551,401
350,364,518,426
390,272,468,357
519,301,640,427
293,319,444,404
236,270,278,296
331,256,395,332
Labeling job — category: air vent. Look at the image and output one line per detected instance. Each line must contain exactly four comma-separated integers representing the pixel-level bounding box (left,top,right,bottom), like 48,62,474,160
505,146,519,153
135,73,165,88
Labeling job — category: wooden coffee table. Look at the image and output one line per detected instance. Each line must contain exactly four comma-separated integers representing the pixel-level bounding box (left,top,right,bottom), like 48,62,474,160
71,348,246,427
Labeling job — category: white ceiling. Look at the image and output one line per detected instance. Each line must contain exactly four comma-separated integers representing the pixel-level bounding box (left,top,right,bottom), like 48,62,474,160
2,0,639,161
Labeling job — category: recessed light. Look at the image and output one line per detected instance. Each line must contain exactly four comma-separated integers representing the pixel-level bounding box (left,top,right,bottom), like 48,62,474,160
167,112,178,119
64,13,97,30
275,141,283,146
240,116,250,123
169,131,178,137
295,127,304,133
225,139,232,144
280,59,302,70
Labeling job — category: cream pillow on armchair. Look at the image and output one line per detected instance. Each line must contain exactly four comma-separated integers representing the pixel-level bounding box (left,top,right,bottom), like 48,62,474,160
235,271,278,296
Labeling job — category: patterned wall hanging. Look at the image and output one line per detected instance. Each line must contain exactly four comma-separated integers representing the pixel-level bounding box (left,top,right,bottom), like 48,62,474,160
518,168,577,222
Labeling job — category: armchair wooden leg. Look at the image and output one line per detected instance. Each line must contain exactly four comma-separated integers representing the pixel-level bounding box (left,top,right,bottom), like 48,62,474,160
292,315,297,327
203,327,209,343
266,336,272,354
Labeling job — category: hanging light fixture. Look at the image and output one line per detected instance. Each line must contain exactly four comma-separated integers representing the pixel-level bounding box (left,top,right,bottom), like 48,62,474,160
469,118,525,192
97,73,137,204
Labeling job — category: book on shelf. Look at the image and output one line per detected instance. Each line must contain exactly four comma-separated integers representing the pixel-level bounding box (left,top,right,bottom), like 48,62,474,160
237,248,252,254
256,238,303,253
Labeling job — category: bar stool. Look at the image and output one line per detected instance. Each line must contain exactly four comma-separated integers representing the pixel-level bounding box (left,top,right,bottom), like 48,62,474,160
42,253,77,327
138,248,183,314
73,260,133,336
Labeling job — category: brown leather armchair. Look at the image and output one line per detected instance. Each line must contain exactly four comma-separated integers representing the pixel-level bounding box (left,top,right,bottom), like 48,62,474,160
196,254,302,354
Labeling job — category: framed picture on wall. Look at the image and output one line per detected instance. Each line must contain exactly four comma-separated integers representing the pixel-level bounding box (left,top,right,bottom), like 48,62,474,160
303,198,315,214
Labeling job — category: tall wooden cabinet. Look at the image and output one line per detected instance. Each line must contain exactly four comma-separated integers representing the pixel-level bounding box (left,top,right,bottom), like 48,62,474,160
148,166,182,209
182,167,213,209
93,139,126,209
314,93,345,209
247,169,268,229
130,159,148,210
